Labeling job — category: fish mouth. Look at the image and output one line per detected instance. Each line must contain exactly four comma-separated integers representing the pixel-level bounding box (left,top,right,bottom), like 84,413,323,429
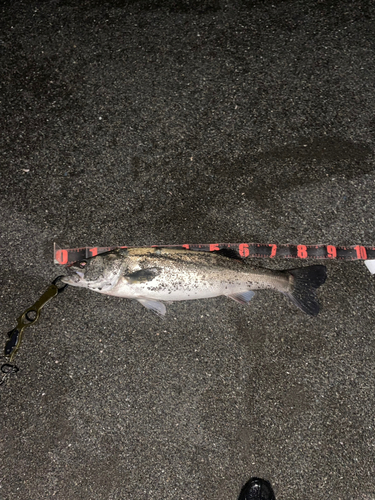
61,269,85,284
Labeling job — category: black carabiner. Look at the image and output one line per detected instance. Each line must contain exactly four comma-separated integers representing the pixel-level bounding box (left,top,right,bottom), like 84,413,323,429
1,363,19,374
0,363,19,386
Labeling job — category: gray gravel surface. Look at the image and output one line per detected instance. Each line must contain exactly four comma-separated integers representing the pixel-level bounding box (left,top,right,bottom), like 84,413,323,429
1,1,375,499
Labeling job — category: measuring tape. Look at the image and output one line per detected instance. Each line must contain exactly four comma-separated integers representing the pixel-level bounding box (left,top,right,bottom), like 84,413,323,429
54,243,375,266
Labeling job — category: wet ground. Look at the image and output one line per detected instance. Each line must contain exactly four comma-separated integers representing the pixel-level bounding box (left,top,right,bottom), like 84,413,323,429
1,1,375,499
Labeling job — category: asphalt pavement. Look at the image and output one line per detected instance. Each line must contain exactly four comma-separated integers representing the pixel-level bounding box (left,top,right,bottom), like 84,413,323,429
1,1,375,499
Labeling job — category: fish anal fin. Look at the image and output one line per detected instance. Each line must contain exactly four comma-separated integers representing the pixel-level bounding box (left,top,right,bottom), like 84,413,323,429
137,298,166,317
227,290,255,305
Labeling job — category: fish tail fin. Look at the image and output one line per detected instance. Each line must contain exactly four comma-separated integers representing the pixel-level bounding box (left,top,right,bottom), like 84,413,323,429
284,265,327,316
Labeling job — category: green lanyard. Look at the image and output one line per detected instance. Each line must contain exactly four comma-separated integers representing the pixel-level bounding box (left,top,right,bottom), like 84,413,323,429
1,276,68,387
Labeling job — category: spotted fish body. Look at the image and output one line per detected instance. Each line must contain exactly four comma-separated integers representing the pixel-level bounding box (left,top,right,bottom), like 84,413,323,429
61,247,326,316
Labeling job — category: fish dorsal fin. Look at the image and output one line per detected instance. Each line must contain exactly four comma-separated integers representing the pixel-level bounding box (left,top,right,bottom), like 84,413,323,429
214,248,243,261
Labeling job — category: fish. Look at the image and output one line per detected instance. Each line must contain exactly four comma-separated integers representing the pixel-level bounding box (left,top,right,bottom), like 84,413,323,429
61,247,327,316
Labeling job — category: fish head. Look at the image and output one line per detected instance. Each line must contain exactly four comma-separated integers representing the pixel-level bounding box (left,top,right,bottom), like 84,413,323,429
61,251,124,291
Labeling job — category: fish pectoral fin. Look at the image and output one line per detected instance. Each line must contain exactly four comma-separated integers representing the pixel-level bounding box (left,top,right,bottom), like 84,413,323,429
227,291,255,305
124,268,160,284
137,298,166,317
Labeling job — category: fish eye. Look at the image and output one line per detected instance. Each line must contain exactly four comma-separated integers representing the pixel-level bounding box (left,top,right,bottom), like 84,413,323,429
78,260,87,269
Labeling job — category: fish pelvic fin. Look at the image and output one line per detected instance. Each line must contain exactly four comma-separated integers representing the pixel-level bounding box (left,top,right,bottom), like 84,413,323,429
284,265,327,316
137,298,166,317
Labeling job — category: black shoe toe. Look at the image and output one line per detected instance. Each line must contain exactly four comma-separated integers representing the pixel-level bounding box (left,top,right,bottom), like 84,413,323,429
238,477,276,500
